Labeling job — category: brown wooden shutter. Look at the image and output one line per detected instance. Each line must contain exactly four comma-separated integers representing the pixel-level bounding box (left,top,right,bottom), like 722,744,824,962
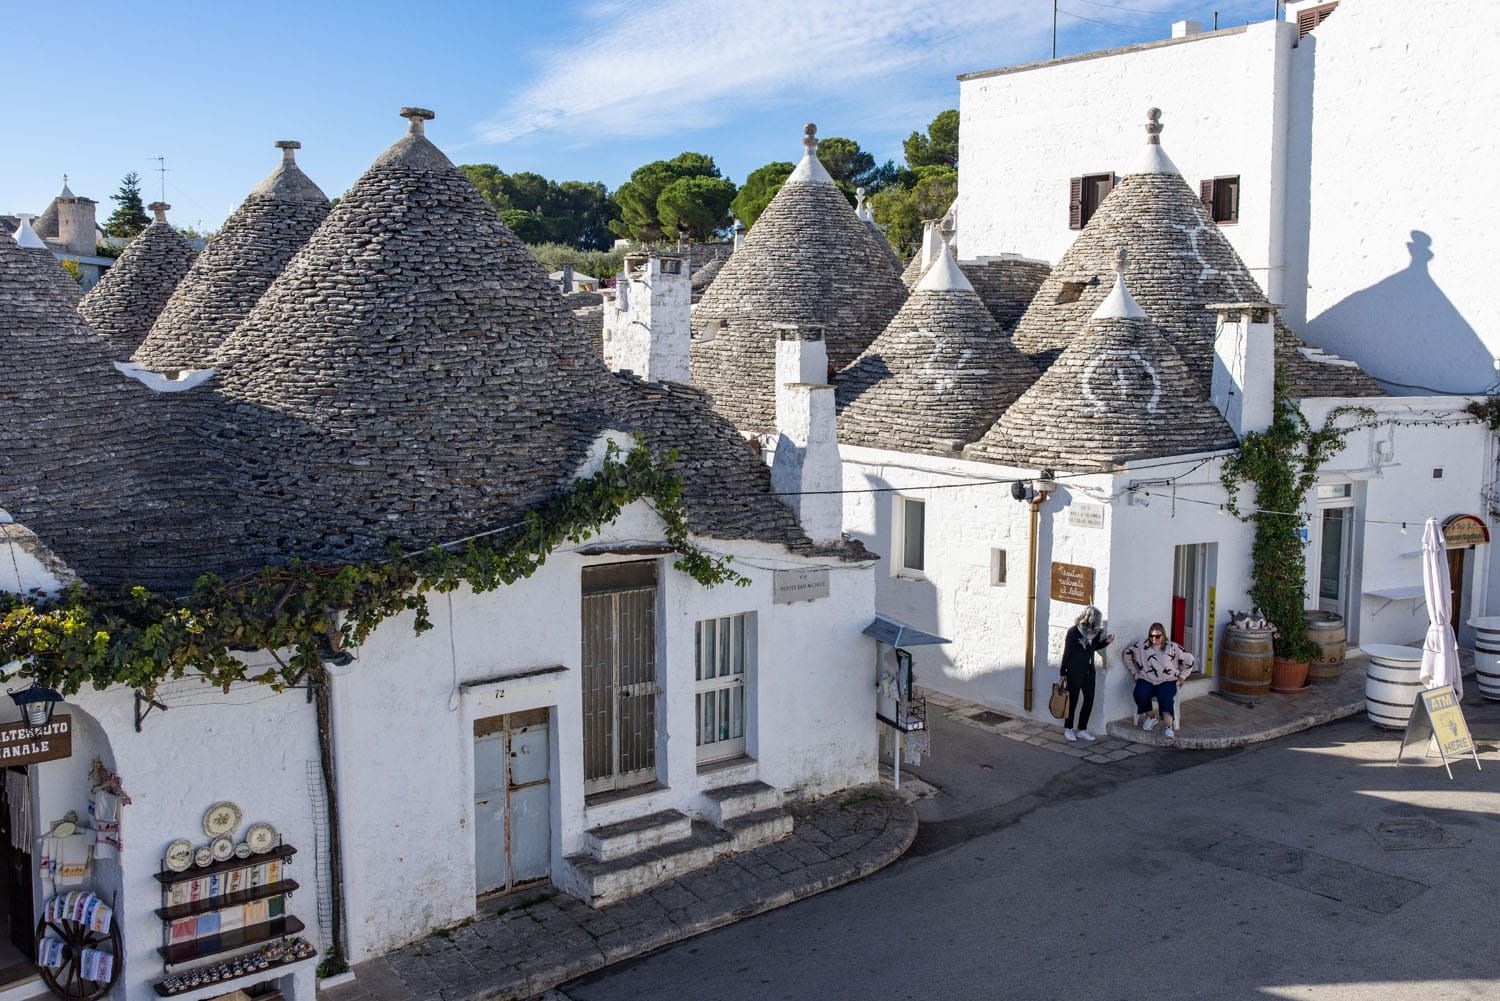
1104,173,1117,198
1298,2,1338,39
1200,179,1216,217
1068,177,1084,230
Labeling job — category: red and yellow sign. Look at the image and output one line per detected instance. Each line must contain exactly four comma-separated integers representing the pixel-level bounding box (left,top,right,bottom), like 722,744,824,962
1443,514,1489,549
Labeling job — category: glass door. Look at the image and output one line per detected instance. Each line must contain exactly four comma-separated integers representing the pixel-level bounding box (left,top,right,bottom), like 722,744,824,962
1318,506,1353,619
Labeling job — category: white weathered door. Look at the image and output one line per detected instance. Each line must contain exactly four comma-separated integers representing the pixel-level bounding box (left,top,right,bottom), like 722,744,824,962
581,562,659,796
473,710,551,896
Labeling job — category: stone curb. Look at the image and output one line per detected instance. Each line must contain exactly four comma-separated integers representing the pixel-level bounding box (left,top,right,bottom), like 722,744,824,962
1104,694,1366,750
471,792,918,1001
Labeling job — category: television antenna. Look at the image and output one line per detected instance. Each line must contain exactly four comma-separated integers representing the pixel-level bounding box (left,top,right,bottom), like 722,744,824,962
149,155,170,202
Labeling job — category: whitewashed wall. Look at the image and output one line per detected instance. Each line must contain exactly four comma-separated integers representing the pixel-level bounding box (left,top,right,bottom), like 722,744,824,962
956,21,1295,302
330,499,876,961
1300,0,1500,392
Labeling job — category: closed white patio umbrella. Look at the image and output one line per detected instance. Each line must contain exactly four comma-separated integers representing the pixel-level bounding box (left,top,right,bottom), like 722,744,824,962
1419,517,1463,696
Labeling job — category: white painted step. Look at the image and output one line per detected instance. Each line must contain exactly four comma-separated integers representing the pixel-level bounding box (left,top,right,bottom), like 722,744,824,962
564,821,734,907
699,780,782,825
583,808,691,862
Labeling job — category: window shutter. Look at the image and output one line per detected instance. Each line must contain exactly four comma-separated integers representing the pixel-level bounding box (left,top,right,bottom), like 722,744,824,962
1068,177,1084,230
1104,173,1117,198
1298,2,1338,39
1200,179,1216,217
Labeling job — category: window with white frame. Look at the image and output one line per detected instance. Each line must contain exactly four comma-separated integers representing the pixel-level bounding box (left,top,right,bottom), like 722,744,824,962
895,497,926,576
695,612,753,764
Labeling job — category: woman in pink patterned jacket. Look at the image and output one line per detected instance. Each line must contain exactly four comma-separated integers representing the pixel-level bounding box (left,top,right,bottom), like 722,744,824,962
1123,622,1194,738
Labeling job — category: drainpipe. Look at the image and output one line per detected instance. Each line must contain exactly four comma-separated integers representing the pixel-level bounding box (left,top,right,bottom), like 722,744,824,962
1022,486,1052,711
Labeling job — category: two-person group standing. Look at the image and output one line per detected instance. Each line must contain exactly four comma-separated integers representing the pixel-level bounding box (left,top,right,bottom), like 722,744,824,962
1059,607,1196,741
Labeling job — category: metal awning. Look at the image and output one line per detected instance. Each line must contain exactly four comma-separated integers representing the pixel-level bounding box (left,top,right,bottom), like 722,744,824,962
862,614,950,647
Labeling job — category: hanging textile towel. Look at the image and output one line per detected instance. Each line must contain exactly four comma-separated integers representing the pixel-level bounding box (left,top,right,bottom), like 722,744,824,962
79,947,114,983
5,771,30,852
37,936,66,968
57,835,90,885
89,790,121,858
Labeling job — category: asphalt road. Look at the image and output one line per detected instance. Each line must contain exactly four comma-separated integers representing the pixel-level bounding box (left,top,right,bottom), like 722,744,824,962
560,694,1500,1001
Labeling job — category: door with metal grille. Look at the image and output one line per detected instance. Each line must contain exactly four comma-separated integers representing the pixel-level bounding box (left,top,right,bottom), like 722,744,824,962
581,562,659,796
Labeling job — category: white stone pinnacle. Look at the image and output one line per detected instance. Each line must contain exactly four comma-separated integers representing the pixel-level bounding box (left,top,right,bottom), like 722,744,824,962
1130,106,1180,176
787,122,835,184
1093,248,1147,319
12,216,47,249
916,240,974,293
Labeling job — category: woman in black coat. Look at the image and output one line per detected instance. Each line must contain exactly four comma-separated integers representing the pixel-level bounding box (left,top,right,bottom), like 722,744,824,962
1060,605,1113,742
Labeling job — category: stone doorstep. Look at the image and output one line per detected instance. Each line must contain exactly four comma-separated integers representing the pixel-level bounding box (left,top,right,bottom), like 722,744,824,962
699,780,782,825
582,808,691,862
721,807,794,850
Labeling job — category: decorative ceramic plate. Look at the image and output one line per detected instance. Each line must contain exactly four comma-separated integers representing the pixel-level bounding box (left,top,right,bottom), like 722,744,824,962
202,801,243,838
164,839,194,872
210,835,235,861
245,822,278,854
234,842,252,859
194,846,214,867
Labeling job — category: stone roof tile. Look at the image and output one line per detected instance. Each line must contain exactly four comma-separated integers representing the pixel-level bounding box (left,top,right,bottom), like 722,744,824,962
77,213,196,357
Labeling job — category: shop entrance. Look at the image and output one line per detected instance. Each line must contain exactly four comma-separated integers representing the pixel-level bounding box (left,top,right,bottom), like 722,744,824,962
580,561,659,797
1172,543,1218,677
0,765,34,984
1316,485,1357,625
473,710,552,897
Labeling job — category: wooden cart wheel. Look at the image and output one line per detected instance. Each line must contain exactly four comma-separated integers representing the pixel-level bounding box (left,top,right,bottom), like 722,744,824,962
35,912,123,1001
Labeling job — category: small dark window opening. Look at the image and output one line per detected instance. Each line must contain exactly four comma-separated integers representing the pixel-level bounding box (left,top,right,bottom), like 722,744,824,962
1068,173,1115,229
1200,176,1241,224
660,257,682,274
1054,278,1093,304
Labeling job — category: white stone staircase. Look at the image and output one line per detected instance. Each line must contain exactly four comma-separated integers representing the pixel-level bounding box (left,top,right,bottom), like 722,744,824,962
561,781,793,908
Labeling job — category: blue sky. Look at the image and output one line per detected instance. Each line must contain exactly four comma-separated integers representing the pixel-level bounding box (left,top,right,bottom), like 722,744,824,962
4,0,1273,231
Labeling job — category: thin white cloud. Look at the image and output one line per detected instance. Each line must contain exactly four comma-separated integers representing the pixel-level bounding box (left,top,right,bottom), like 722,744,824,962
472,0,1264,149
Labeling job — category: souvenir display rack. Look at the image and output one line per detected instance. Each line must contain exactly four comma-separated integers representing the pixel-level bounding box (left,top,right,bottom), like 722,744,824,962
151,839,305,996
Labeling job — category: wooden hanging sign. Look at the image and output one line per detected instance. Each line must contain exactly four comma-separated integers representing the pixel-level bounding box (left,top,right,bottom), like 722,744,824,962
0,713,73,766
1049,562,1095,605
1395,687,1479,779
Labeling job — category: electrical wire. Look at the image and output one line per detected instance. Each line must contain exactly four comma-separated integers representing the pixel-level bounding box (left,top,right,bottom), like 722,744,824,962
1056,6,1163,37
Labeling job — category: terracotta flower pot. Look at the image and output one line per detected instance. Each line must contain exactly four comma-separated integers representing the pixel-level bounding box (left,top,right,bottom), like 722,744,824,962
1271,656,1311,693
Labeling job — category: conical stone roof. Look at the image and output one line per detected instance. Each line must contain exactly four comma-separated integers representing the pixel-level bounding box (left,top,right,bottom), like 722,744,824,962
690,124,909,433
968,263,1238,472
838,244,1038,455
0,233,241,589
78,207,197,357
1011,109,1381,399
135,141,331,371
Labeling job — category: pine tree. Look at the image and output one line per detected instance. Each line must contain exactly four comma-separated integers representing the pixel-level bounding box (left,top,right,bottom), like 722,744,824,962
104,172,151,239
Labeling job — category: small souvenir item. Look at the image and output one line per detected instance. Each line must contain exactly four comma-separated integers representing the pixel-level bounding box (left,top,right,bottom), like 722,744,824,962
194,846,213,867
211,835,235,861
234,842,252,859
202,801,243,838
245,822,278,854
164,838,194,872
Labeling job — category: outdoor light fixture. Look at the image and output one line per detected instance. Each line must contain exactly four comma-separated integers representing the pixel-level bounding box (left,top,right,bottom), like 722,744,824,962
10,682,63,728
1010,481,1032,503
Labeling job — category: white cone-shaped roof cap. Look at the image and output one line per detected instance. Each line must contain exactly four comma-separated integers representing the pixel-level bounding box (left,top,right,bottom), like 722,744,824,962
916,239,975,293
12,217,47,249
1130,107,1179,175
58,175,75,199
787,123,835,184
1093,249,1147,319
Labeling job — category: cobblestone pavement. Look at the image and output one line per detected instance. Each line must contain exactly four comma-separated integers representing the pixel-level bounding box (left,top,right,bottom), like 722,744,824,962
318,787,915,1001
920,688,1154,764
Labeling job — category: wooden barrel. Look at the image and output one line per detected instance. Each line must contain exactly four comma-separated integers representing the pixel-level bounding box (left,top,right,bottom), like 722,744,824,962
1364,644,1424,729
1220,625,1275,703
1469,616,1500,702
1305,611,1347,681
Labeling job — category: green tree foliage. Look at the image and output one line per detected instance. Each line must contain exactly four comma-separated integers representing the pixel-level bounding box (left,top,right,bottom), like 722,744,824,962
815,137,875,188
657,175,737,241
730,161,794,228
104,171,151,238
608,152,733,243
528,243,627,282
903,109,960,170
459,165,621,250
870,165,958,256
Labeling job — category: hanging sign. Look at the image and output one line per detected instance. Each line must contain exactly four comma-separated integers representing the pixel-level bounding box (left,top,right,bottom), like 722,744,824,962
0,713,73,766
1049,562,1095,605
1442,514,1489,549
773,567,829,604
1395,687,1480,779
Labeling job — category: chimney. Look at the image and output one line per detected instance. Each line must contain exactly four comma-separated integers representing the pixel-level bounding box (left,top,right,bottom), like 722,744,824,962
1171,19,1203,37
56,194,97,257
732,217,745,252
148,202,170,225
275,139,301,166
561,263,574,294
1208,301,1277,436
770,326,841,545
601,253,690,383
400,106,435,135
